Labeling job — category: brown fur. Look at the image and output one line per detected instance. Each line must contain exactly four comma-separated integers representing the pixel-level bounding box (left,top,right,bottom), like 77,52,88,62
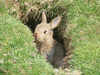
34,12,65,68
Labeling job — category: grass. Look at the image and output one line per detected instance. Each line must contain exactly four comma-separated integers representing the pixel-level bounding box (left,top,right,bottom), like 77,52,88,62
0,13,55,75
67,0,100,75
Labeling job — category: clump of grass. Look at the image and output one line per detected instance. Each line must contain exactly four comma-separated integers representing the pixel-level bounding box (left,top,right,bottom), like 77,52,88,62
67,0,100,75
0,13,55,75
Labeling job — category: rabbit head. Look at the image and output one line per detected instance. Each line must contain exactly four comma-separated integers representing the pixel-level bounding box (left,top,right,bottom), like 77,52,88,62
34,12,61,43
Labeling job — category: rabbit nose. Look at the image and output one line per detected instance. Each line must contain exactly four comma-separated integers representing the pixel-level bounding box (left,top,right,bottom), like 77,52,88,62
34,33,38,38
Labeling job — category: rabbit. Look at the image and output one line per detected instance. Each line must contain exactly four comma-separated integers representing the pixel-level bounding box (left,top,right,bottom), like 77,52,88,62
34,12,65,68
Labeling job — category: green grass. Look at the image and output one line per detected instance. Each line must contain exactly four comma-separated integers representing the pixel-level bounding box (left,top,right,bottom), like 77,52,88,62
0,13,55,75
67,0,100,75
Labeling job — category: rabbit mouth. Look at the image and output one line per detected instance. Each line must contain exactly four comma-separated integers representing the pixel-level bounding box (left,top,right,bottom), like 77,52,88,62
34,37,44,43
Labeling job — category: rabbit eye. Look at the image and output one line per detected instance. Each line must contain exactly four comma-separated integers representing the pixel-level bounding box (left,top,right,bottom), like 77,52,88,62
44,30,47,34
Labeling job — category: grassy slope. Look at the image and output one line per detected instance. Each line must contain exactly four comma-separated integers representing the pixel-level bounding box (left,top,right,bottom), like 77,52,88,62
67,0,100,75
0,13,54,75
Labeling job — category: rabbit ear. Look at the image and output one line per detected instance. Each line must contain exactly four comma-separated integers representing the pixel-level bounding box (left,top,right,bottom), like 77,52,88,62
50,16,61,29
42,12,47,23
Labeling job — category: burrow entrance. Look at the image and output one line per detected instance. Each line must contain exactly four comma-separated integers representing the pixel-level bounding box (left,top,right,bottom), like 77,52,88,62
8,0,73,68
